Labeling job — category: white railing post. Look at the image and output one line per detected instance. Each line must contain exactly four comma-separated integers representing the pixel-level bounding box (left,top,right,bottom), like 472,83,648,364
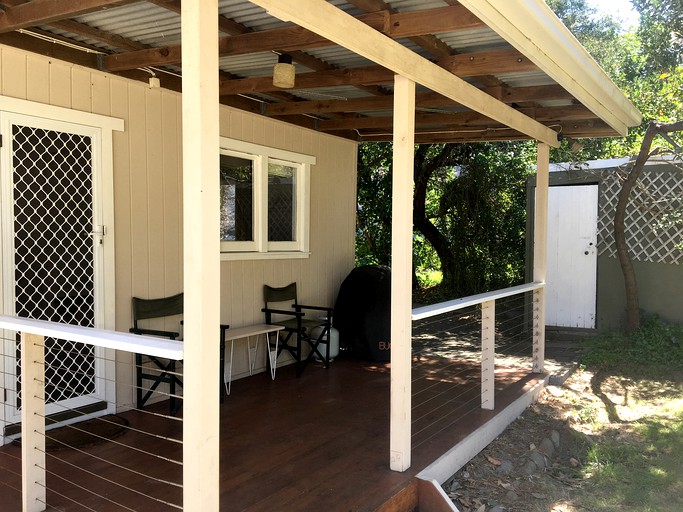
21,332,46,512
533,142,549,373
481,300,495,410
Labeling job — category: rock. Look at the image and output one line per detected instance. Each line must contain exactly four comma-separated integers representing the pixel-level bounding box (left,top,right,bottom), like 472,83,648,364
523,459,538,475
529,449,547,469
496,460,514,475
489,506,505,512
551,430,561,448
539,437,555,457
505,490,519,502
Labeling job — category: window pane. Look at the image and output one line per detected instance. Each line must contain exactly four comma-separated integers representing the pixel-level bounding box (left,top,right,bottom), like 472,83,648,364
268,163,296,242
220,155,253,242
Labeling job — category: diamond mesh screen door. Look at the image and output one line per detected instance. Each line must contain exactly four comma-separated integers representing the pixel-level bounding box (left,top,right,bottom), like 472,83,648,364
1,115,107,423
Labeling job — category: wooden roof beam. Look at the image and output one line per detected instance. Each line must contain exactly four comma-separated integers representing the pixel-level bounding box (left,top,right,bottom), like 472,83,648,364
104,5,484,72
249,0,559,146
360,120,617,143
345,0,461,58
317,105,597,132
458,0,640,135
265,85,574,116
219,51,537,96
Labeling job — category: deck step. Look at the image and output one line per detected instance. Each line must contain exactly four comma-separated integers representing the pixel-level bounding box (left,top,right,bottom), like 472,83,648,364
374,478,459,512
417,478,459,512
375,480,418,512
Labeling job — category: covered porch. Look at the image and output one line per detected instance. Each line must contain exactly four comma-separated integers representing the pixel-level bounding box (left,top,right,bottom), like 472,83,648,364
0,0,641,510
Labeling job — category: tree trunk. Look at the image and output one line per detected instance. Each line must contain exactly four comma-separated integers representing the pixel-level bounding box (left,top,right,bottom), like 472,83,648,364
412,146,460,292
614,120,683,332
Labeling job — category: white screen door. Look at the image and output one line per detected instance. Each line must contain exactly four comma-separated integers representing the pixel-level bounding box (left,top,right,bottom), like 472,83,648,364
1,113,114,431
545,184,599,328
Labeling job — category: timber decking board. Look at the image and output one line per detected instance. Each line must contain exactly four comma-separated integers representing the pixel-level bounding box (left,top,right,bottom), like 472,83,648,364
0,355,545,511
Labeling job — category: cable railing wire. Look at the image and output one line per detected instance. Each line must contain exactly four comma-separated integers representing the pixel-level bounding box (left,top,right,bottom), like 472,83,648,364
40,460,182,512
410,290,541,447
38,431,182,487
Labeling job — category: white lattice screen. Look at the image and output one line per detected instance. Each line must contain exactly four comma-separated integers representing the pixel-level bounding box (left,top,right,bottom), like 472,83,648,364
597,164,683,265
12,124,96,407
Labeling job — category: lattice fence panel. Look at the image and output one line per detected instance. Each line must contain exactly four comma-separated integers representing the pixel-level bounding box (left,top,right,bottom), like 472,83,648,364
12,124,96,407
597,165,683,265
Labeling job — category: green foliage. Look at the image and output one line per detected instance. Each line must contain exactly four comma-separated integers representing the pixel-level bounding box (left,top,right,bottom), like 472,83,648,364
547,0,683,159
434,142,535,295
355,143,393,267
632,0,683,73
583,315,683,370
355,141,535,297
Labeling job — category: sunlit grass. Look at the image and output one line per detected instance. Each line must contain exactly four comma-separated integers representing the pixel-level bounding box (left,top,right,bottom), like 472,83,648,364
576,373,683,512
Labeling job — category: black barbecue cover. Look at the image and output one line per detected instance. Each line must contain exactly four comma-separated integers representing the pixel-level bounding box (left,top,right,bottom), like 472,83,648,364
333,265,391,362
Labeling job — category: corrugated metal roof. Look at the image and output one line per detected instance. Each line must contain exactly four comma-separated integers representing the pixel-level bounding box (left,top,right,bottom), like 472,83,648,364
77,3,181,47
386,0,450,12
437,28,509,53
6,0,636,141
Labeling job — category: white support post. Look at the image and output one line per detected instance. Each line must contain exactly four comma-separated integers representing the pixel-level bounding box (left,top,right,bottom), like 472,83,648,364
480,300,495,410
533,142,549,373
181,2,221,510
21,332,45,512
390,74,415,473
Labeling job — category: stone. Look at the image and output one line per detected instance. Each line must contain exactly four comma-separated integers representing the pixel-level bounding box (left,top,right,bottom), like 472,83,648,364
529,449,547,469
490,506,505,512
496,460,514,475
523,459,538,475
551,429,561,448
539,437,555,457
505,490,519,502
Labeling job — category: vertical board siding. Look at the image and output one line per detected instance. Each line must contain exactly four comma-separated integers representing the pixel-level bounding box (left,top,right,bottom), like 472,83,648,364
26,55,49,104
0,44,357,401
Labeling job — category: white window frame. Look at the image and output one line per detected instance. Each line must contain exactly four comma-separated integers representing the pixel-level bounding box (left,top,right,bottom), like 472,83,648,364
219,137,314,261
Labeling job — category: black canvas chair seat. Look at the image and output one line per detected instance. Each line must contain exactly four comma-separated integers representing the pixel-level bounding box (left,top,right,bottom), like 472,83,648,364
262,283,333,377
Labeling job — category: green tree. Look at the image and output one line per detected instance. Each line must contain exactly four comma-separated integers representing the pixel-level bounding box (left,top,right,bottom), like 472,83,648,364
356,141,535,297
547,0,683,158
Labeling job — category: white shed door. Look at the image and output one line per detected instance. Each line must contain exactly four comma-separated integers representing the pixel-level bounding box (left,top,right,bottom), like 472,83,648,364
545,184,598,328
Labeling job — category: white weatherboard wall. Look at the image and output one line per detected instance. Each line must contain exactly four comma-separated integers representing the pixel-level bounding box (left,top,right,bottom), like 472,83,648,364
545,185,599,328
0,44,357,409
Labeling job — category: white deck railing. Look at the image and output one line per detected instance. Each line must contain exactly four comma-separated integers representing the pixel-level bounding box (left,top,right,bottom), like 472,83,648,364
411,281,545,411
0,315,183,512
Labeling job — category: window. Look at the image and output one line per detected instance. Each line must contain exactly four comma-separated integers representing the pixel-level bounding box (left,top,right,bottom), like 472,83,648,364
219,138,314,259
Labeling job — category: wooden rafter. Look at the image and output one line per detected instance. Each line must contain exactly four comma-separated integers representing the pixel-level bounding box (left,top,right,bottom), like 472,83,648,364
264,85,574,116
317,104,597,132
359,119,616,143
219,51,537,96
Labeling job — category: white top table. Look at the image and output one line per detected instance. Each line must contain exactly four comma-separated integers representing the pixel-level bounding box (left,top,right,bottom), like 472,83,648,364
222,323,284,394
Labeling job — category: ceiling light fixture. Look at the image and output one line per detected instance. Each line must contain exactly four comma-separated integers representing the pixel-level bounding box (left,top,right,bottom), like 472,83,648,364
273,53,295,89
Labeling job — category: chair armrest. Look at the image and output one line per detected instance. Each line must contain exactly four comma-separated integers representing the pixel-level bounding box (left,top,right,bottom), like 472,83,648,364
261,307,305,318
129,327,180,339
295,304,333,316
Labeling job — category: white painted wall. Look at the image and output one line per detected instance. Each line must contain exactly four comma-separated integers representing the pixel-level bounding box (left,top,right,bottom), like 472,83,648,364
0,44,358,409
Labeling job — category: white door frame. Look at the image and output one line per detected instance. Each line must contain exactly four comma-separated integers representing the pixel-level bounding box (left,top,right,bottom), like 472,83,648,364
0,96,122,442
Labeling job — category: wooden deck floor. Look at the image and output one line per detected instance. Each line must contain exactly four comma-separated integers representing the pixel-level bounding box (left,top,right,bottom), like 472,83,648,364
0,353,546,511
